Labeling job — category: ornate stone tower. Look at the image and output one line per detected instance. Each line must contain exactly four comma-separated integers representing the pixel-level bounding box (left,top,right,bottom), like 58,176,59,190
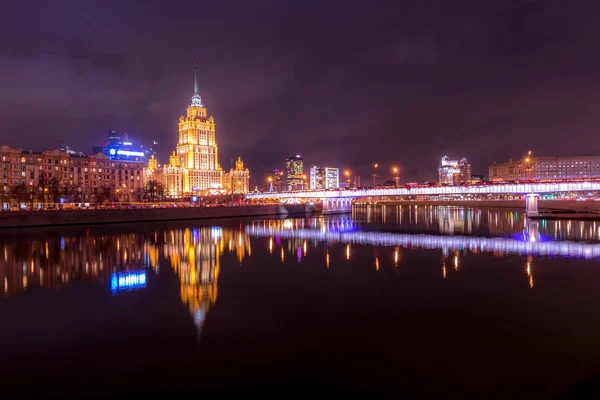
175,64,222,193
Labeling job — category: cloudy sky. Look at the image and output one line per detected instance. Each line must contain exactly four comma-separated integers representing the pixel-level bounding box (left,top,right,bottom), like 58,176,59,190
1,0,599,182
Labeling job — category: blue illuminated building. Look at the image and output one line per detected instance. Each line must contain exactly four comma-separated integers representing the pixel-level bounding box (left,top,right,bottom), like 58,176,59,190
95,130,146,161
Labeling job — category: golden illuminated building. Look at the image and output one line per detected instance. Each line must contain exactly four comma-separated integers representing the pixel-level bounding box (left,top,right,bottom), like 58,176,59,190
224,157,250,194
145,65,223,197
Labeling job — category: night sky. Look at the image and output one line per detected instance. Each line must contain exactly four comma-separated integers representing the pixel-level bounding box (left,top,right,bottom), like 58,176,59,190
1,0,600,183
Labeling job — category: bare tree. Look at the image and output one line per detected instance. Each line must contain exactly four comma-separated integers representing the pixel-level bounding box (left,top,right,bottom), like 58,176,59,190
143,180,166,202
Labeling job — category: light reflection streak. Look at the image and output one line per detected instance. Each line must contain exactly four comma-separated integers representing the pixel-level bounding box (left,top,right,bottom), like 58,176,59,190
246,225,600,259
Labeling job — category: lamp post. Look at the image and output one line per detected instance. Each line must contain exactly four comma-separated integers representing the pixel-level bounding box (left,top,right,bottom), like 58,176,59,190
372,163,378,187
268,177,273,192
345,170,351,188
524,150,532,181
393,167,399,187
302,174,307,190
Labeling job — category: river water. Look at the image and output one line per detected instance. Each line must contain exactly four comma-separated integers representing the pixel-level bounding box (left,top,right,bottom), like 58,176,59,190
1,205,600,397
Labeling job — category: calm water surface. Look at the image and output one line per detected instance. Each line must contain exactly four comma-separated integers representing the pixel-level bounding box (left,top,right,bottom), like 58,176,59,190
2,205,600,397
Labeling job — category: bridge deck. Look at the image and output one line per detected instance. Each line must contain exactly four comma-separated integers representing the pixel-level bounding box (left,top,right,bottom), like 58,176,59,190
246,182,600,199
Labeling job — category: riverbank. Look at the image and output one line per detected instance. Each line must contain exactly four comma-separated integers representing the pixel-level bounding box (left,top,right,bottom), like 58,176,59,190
355,199,600,218
0,204,320,229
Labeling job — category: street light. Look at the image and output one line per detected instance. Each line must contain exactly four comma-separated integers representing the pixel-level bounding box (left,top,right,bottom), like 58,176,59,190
267,176,273,192
345,170,351,188
372,163,379,187
524,151,533,181
392,166,399,187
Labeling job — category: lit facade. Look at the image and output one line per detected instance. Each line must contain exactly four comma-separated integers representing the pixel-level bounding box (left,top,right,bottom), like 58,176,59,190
286,155,304,191
309,166,339,190
1,145,144,209
438,155,471,185
226,157,250,194
266,169,284,192
153,65,223,197
94,130,146,161
489,156,600,182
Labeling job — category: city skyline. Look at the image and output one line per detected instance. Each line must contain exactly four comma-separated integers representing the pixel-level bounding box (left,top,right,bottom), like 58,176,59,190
2,1,600,183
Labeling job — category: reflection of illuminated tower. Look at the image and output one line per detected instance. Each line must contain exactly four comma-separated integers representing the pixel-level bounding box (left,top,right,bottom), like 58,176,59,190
165,228,221,332
162,226,251,334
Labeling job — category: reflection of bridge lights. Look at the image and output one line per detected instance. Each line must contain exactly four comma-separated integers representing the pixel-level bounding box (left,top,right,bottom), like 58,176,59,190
246,226,600,259
303,240,307,256
442,263,447,279
394,248,399,267
326,251,330,268
297,247,302,263
375,257,379,271
269,237,273,254
454,255,459,271
346,244,351,260
281,247,285,262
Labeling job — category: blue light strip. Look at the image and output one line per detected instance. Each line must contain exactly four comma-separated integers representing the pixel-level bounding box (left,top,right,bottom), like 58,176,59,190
111,270,147,294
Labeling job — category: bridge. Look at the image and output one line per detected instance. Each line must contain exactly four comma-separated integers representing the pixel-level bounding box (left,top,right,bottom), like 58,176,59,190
246,181,600,217
245,222,600,259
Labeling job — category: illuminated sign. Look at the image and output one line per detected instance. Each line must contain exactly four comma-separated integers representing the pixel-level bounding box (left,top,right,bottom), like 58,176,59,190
111,270,147,294
109,148,117,155
116,150,144,157
123,141,133,146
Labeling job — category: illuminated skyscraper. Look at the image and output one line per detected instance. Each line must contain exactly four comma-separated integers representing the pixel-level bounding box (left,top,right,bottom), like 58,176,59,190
309,166,339,190
158,65,223,196
266,169,284,192
286,155,304,191
438,155,471,185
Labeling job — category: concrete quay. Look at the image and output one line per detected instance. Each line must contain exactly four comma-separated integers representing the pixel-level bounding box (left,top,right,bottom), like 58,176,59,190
0,204,319,229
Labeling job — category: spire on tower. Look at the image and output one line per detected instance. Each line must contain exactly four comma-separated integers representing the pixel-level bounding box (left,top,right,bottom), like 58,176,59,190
194,63,199,96
191,63,203,107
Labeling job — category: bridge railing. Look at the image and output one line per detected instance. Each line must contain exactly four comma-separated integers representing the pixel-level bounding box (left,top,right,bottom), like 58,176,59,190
246,182,600,199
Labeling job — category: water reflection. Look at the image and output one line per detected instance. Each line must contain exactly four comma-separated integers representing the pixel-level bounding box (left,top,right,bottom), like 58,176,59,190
354,204,600,242
0,225,253,336
2,206,600,336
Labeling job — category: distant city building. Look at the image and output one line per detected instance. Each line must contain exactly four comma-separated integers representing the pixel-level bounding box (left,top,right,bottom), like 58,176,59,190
309,166,324,190
470,174,485,183
354,173,361,189
144,65,223,197
489,156,600,182
58,141,84,157
1,144,144,209
266,169,284,192
309,166,339,190
94,130,146,162
438,155,471,185
226,157,250,194
325,168,340,189
144,140,159,158
286,155,304,190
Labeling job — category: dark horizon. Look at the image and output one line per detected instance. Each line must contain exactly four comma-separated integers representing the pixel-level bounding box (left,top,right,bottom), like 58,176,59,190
1,0,600,182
